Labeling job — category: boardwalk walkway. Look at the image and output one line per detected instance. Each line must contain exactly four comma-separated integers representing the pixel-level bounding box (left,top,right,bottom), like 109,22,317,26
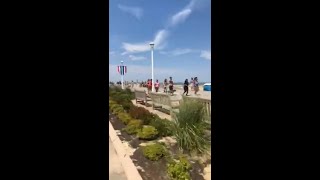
109,137,127,180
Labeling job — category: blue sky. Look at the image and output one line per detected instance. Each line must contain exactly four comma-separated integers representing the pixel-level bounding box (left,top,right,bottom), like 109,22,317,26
109,0,211,83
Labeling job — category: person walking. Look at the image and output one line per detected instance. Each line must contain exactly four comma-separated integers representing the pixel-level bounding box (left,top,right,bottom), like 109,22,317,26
194,77,199,95
183,79,189,96
190,77,194,91
163,78,168,93
155,79,160,92
169,77,174,96
147,79,152,94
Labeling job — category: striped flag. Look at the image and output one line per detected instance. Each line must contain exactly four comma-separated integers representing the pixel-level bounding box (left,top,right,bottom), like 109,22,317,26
117,65,127,75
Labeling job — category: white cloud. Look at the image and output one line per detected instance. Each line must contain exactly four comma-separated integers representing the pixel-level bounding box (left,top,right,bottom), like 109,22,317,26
170,8,192,26
120,0,210,55
160,48,197,56
153,29,169,49
128,55,146,61
121,29,169,54
118,4,143,20
122,42,150,54
200,50,211,60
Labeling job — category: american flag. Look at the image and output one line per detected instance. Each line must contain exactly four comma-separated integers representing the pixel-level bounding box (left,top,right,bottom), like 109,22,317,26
117,65,127,75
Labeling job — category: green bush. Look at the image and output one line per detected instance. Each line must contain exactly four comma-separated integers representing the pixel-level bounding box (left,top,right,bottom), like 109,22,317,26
149,117,173,137
142,143,167,161
112,106,124,115
171,98,210,154
167,156,191,180
117,112,132,125
123,119,143,134
109,87,134,103
110,104,124,114
137,125,159,140
109,99,117,105
124,88,134,98
109,103,119,111
129,106,157,125
120,101,133,111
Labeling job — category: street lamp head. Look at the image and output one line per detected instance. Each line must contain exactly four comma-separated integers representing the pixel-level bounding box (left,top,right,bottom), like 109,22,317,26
149,42,154,49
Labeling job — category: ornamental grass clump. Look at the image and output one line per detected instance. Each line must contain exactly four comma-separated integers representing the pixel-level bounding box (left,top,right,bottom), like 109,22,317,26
171,98,211,154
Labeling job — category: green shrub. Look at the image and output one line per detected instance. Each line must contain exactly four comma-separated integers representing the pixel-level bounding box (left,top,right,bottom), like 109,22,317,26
109,99,117,105
137,125,159,140
167,156,191,180
129,106,156,125
149,117,173,137
109,103,119,110
110,104,123,113
142,143,167,161
123,119,143,134
124,88,134,98
117,112,132,125
112,106,124,115
120,101,133,111
171,98,210,154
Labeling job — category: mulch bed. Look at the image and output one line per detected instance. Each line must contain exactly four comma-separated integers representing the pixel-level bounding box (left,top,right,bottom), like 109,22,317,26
109,111,206,180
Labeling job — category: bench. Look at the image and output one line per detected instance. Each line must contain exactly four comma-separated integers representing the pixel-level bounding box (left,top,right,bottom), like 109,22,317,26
149,92,181,115
134,90,148,105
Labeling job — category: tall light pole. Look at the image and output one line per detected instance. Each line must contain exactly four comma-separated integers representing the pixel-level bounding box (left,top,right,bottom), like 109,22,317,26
150,42,155,92
121,60,124,89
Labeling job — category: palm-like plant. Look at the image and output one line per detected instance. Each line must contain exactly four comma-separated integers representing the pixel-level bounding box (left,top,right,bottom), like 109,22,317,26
170,97,211,154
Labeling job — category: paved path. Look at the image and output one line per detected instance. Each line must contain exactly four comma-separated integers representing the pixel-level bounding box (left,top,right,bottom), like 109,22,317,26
109,137,127,180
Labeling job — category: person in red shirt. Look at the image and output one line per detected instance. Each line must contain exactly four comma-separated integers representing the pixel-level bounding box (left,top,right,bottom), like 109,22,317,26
147,79,152,94
154,79,160,92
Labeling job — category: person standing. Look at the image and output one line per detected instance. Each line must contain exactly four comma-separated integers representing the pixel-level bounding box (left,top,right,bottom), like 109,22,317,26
155,79,160,92
183,79,189,96
194,77,199,95
169,77,174,96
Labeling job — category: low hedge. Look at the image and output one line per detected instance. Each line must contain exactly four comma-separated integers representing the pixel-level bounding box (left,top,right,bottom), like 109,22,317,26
123,119,143,135
117,112,132,125
167,156,192,180
137,125,159,140
142,143,167,161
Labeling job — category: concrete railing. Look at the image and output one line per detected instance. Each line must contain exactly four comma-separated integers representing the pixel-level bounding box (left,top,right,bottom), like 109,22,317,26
184,96,211,118
149,92,180,115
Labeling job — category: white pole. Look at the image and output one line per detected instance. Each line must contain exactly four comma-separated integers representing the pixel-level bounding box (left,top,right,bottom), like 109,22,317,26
151,47,155,92
121,61,124,89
